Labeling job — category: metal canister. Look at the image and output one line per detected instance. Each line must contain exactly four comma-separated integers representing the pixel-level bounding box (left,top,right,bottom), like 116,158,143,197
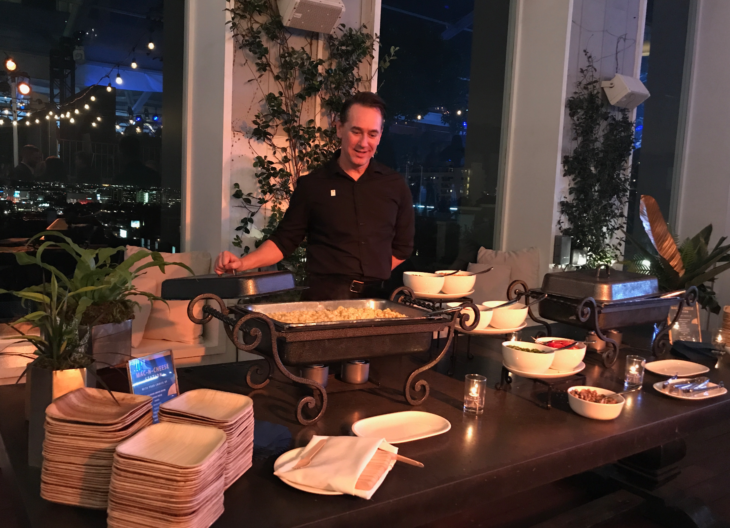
300,364,329,387
341,360,370,385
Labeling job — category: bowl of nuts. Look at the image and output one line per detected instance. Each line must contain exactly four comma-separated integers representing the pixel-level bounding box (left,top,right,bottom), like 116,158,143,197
567,386,625,420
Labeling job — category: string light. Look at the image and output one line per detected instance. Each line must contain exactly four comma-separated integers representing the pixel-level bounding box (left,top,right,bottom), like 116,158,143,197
456,110,462,116
84,104,89,109
12,121,16,126
0,120,3,125
48,111,53,115
136,126,141,133
69,117,75,123
4,57,16,71
66,111,70,118
45,115,49,120
115,72,123,85
90,96,96,101
92,122,97,127
54,114,59,119
74,109,79,114
35,118,39,123
96,117,101,121
25,120,30,126
147,40,155,50
416,115,422,120
115,124,121,130
17,81,31,95
107,83,112,92
131,59,138,69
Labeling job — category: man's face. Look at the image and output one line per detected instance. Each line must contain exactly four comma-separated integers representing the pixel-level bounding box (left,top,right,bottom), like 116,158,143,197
336,104,383,168
24,150,41,168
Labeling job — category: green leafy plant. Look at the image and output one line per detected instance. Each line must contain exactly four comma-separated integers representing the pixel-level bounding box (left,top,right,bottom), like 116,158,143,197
226,0,395,279
0,274,95,370
625,196,730,314
559,51,635,267
14,231,194,327
0,232,195,371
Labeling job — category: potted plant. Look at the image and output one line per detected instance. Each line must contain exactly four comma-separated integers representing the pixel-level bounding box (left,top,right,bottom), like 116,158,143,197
626,195,730,315
15,231,193,367
558,51,635,268
0,231,192,466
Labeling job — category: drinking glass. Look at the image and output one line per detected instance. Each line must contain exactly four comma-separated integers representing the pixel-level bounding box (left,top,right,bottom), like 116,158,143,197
463,374,487,414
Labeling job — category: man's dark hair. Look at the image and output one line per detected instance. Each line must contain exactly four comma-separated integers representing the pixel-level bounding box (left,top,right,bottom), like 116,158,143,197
21,145,39,157
339,92,386,125
119,136,141,160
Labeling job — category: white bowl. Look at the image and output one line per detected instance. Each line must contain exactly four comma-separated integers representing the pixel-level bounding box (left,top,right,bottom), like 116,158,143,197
435,271,476,294
535,338,587,372
403,272,445,295
447,302,493,330
501,341,555,373
567,386,625,420
483,301,529,329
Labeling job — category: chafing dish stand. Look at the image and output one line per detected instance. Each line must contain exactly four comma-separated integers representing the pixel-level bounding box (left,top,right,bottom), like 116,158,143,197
506,276,698,368
184,286,481,425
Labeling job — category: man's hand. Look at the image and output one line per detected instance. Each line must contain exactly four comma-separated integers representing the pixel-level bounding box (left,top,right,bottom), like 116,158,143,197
215,251,243,275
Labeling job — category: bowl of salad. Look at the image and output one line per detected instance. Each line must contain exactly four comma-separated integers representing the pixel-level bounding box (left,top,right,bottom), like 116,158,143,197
535,338,586,372
501,341,555,373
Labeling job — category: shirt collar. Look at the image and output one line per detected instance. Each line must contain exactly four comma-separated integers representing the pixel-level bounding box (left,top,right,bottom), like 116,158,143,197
328,149,383,181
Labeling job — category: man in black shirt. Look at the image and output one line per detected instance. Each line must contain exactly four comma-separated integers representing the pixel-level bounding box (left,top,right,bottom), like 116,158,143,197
215,92,414,300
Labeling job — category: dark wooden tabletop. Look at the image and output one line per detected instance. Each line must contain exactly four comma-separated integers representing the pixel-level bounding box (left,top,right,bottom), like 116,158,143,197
1,335,729,528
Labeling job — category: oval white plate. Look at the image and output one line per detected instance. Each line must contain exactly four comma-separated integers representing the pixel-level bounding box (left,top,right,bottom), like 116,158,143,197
653,380,727,400
273,447,342,496
504,361,586,380
457,323,527,335
352,411,451,444
413,290,475,300
645,359,709,377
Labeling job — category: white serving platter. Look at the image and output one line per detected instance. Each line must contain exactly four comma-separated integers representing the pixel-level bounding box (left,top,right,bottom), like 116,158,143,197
273,448,342,496
351,411,451,444
504,361,586,380
645,359,710,377
653,379,727,401
457,323,527,335
413,290,475,300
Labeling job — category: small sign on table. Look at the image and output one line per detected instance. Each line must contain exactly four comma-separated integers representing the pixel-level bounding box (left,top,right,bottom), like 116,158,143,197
127,350,179,422
668,303,702,344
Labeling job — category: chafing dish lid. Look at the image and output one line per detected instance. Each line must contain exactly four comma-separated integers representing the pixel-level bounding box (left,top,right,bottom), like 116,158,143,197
541,267,659,302
161,270,296,300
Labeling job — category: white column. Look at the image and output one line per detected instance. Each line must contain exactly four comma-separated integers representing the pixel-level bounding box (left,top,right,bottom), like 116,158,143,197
497,0,574,276
181,0,233,256
674,0,730,311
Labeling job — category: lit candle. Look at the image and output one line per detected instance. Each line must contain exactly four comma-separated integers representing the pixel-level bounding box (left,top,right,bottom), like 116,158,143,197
464,374,487,415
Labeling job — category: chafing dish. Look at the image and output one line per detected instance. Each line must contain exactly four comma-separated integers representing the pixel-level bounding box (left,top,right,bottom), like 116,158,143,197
508,266,698,367
163,275,480,426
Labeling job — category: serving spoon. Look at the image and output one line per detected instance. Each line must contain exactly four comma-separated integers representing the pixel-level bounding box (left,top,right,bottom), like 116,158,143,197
438,267,493,277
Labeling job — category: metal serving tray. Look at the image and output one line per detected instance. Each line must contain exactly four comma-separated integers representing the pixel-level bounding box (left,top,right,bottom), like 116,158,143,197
537,292,678,329
239,299,435,330
233,299,445,366
161,271,296,300
541,268,659,302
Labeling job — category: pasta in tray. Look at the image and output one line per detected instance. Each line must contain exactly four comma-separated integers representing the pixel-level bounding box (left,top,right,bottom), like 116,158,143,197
267,306,406,324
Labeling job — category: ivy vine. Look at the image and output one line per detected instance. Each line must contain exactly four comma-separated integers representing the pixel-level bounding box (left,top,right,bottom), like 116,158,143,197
226,0,396,279
559,51,635,267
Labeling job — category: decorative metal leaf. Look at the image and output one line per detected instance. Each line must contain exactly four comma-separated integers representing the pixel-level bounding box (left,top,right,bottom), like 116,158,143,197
639,195,685,277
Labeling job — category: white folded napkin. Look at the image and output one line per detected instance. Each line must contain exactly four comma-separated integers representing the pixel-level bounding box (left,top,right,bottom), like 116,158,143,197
274,435,397,499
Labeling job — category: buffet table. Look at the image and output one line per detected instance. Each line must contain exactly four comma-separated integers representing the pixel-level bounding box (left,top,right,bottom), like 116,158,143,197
1,337,729,528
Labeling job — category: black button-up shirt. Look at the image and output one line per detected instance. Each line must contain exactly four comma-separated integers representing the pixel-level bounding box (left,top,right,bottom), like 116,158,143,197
268,151,415,281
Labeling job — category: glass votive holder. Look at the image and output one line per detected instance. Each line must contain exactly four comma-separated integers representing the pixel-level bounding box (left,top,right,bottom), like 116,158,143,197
624,355,646,388
463,374,487,414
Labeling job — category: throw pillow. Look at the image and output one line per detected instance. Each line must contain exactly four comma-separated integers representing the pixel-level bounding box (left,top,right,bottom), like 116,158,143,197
476,247,540,289
130,276,157,348
125,246,211,296
467,263,512,303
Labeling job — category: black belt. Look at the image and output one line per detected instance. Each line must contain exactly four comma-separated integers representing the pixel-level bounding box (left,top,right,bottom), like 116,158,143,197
348,279,384,294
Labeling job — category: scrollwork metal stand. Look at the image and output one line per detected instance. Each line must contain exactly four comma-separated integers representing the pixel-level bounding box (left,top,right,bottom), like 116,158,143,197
651,286,698,357
187,288,467,425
